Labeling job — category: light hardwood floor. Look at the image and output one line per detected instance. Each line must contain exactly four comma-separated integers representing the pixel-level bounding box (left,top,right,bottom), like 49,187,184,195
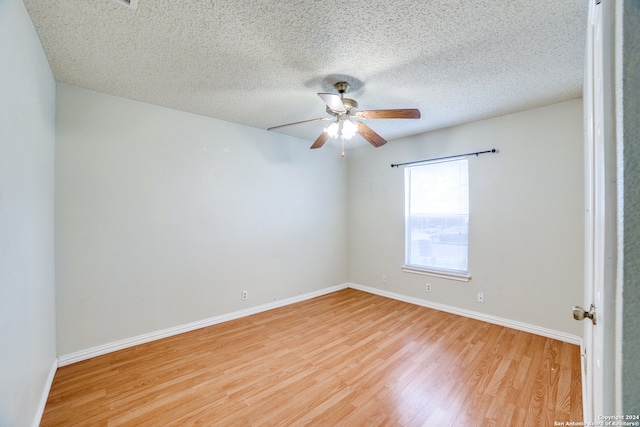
41,289,582,426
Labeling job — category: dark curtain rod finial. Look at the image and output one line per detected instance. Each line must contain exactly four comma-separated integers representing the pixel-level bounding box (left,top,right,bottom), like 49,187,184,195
390,148,498,168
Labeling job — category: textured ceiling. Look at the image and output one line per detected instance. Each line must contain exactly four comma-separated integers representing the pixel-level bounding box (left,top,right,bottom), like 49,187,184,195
23,0,588,144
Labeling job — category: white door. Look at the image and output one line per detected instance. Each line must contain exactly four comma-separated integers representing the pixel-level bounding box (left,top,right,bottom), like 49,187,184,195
582,0,617,420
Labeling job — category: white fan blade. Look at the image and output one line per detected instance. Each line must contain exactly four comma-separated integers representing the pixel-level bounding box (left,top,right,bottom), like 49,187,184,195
318,93,346,113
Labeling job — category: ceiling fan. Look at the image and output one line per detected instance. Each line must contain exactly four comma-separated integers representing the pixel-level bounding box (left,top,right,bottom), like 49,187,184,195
268,82,421,155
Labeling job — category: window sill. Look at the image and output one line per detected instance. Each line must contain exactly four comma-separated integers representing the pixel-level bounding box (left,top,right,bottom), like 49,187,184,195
401,266,471,282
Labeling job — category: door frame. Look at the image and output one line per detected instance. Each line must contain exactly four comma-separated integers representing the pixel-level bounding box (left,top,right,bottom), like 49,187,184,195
582,0,601,419
583,0,620,420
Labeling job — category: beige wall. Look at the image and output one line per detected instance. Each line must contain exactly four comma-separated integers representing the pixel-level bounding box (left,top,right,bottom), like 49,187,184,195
55,84,349,356
347,99,584,337
0,0,57,425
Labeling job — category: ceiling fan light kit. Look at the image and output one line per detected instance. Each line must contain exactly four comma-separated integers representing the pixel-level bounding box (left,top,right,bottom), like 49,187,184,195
268,81,421,156
324,118,357,139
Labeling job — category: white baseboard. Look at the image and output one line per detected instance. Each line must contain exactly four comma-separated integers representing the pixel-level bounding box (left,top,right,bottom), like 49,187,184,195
58,281,581,367
32,358,58,427
347,283,582,345
58,283,349,367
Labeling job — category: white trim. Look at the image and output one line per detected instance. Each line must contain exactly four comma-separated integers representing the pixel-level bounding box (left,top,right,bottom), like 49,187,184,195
57,283,348,367
57,280,582,367
402,265,471,282
581,339,589,424
348,283,582,345
32,358,58,427
582,1,597,420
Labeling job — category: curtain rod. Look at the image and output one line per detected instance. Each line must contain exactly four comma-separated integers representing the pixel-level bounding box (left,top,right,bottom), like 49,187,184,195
390,148,498,168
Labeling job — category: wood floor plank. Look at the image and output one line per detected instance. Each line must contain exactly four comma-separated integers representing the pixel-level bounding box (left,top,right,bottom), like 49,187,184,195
40,288,582,426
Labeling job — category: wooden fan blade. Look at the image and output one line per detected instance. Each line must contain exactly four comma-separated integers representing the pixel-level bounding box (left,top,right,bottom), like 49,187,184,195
357,122,387,148
310,131,329,149
356,109,421,119
267,117,332,131
318,93,346,113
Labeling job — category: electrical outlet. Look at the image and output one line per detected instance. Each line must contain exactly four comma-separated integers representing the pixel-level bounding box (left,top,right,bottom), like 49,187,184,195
382,275,387,284
425,283,432,293
242,290,248,301
477,292,484,303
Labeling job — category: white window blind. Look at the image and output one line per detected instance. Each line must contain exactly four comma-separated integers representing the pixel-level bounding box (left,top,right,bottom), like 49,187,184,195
405,158,469,277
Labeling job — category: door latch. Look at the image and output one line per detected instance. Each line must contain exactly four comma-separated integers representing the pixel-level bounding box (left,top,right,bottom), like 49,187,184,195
573,304,596,325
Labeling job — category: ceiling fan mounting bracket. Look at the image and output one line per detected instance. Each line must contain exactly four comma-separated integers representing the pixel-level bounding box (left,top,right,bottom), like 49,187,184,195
334,81,350,94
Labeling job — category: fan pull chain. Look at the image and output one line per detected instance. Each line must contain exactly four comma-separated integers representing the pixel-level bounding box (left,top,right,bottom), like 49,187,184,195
341,136,345,157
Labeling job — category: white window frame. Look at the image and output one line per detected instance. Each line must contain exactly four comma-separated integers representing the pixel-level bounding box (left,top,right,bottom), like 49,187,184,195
403,158,471,282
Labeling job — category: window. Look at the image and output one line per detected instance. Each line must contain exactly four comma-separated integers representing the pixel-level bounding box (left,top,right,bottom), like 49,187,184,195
404,159,469,279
